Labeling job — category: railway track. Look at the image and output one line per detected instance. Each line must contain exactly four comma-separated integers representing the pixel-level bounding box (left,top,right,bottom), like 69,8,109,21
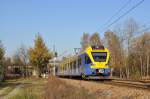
102,79,150,90
59,76,150,90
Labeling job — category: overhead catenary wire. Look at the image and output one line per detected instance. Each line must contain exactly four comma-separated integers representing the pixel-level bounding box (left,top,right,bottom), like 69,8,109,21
103,0,132,27
136,26,150,35
104,0,144,30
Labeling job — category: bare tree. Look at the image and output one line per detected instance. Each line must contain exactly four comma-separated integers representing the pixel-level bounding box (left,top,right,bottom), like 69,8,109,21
80,32,90,50
0,41,5,81
104,31,124,78
90,32,102,46
3,57,12,79
19,45,29,77
104,18,150,80
12,49,24,76
124,18,139,78
132,33,150,79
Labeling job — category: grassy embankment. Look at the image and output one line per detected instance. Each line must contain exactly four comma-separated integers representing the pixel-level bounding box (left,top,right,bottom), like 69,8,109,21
10,76,94,99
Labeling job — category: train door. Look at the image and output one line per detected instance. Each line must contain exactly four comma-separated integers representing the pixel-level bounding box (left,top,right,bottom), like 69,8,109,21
77,56,82,75
80,54,85,75
84,53,92,75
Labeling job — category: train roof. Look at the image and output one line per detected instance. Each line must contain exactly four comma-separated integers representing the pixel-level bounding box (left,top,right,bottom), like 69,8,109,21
60,45,108,63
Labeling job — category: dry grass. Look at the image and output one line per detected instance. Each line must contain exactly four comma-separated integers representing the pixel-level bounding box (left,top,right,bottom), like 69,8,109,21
9,88,39,99
5,76,149,99
9,76,95,99
8,78,46,99
44,76,95,99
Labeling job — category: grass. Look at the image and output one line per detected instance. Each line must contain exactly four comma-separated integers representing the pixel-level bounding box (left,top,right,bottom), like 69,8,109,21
9,88,40,99
9,76,95,99
0,77,46,99
0,79,20,97
44,76,95,99
1,76,147,99
2,87,14,95
9,78,46,99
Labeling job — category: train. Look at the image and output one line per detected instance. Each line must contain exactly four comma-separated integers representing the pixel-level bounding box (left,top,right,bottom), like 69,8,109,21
56,45,111,79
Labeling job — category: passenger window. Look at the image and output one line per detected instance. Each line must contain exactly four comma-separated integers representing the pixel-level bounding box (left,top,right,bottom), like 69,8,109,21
73,61,76,69
85,55,91,64
78,58,81,65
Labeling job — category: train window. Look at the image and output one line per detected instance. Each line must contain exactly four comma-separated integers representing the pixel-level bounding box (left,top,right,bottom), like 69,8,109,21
78,58,81,65
92,52,107,62
71,62,74,71
92,45,104,50
73,61,76,69
70,62,72,71
85,55,91,64
67,63,69,70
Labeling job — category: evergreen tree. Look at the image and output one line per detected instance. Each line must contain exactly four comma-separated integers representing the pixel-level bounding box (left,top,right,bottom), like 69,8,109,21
29,34,52,77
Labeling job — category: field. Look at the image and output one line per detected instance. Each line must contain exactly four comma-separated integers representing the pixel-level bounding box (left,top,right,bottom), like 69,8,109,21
0,76,150,99
0,77,94,99
0,78,47,99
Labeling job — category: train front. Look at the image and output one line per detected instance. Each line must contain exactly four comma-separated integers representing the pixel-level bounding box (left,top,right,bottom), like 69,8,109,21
85,46,111,78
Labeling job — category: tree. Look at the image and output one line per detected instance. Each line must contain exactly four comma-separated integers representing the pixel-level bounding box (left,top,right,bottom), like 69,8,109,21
12,49,24,75
0,41,5,80
29,34,52,77
104,31,124,78
90,32,102,46
131,33,150,78
103,18,150,80
12,50,23,66
124,18,139,79
19,45,29,77
80,32,90,50
3,57,12,78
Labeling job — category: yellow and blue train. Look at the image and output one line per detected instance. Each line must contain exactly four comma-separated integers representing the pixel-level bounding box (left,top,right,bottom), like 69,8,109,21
56,46,111,79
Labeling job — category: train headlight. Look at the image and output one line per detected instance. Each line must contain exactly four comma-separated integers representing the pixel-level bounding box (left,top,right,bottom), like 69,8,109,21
98,69,104,73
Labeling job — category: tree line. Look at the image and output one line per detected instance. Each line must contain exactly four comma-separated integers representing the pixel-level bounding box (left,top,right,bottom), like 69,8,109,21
0,34,53,80
81,18,150,79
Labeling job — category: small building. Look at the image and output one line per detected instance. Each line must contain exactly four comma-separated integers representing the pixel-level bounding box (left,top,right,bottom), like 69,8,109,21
48,58,60,76
6,65,33,78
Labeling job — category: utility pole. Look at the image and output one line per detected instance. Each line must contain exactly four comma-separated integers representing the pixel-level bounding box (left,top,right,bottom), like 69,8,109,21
53,44,56,76
147,52,149,77
74,48,81,55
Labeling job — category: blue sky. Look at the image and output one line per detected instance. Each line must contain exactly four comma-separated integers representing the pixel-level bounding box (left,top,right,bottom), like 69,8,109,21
0,0,150,56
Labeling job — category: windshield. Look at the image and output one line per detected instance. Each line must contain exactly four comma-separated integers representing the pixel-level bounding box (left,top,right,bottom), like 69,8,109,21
92,52,107,62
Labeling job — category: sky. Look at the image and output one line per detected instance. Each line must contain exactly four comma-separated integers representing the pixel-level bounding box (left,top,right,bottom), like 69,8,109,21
0,0,150,57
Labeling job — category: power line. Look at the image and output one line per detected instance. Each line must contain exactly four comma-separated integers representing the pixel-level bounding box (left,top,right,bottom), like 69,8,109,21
103,0,132,27
131,22,150,36
136,26,150,34
105,0,144,29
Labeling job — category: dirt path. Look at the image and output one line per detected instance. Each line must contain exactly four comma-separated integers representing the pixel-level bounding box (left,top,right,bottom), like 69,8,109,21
0,78,47,99
61,78,150,99
3,84,24,99
0,87,10,97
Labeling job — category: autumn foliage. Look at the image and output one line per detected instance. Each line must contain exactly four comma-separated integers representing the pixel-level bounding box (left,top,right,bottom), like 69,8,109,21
28,34,52,77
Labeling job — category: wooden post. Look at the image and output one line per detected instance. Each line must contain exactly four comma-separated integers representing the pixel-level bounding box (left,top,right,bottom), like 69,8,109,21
147,54,149,77
140,55,143,79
